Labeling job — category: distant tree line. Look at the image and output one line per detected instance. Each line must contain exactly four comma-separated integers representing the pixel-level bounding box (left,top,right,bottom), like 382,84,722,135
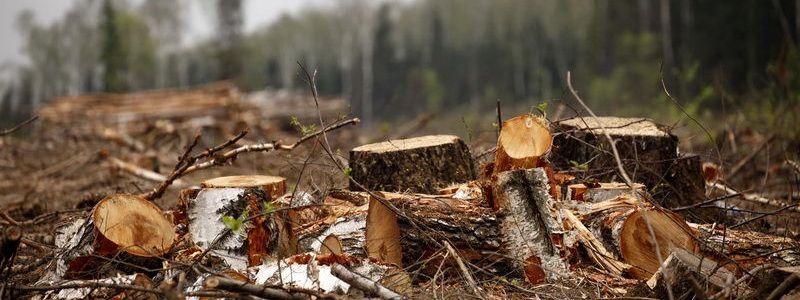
1,0,798,127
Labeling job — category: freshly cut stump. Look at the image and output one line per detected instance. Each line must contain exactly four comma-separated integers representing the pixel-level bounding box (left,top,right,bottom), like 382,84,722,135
365,192,508,275
186,175,294,270
581,196,697,279
494,114,552,174
493,168,567,284
92,194,175,257
58,194,176,279
349,135,475,193
552,117,678,189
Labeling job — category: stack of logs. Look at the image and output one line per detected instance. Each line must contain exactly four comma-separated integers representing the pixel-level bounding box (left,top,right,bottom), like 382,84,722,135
36,114,800,299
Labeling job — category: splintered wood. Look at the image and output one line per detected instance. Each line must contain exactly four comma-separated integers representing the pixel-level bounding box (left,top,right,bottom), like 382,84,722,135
349,135,475,193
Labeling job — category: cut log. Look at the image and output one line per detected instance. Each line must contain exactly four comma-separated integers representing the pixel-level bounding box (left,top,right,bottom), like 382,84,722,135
552,117,678,191
349,135,475,193
646,248,747,299
55,194,176,279
493,114,552,174
184,175,295,270
580,196,697,279
690,223,800,271
493,168,568,284
364,192,509,275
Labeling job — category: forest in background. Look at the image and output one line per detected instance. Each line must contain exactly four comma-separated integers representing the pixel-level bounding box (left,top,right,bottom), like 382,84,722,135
1,0,798,138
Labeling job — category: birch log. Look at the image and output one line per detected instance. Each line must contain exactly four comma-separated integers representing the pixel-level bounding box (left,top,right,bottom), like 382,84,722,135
493,168,568,284
185,175,295,270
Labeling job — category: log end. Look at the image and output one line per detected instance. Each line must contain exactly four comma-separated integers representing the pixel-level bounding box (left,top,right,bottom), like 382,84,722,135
92,194,176,257
620,209,697,279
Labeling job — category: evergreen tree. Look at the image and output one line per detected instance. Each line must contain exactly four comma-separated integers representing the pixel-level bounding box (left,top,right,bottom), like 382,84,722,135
100,0,127,92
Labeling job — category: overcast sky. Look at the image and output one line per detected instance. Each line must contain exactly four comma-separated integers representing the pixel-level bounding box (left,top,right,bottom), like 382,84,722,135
0,0,324,65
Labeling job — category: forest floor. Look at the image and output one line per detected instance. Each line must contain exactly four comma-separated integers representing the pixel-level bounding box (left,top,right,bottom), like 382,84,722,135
1,88,799,299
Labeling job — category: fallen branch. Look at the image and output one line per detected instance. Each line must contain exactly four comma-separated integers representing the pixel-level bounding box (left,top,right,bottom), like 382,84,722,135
708,182,800,213
727,134,775,179
330,264,405,300
143,133,200,200
204,276,305,300
181,117,359,175
443,241,483,296
0,115,38,136
105,155,183,184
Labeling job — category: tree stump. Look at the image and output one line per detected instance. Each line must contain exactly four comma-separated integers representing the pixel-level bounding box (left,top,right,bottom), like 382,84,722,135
551,117,679,190
349,135,475,193
494,114,553,174
364,192,509,275
58,194,176,279
493,168,568,284
580,195,697,279
185,175,295,270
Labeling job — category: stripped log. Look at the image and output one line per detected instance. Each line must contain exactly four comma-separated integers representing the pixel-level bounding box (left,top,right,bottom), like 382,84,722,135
184,175,295,270
493,114,552,174
56,194,176,279
349,135,475,193
493,168,568,284
580,195,697,279
365,192,508,274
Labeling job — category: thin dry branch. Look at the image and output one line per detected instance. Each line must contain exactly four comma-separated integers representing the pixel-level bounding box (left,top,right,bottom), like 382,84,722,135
0,115,38,136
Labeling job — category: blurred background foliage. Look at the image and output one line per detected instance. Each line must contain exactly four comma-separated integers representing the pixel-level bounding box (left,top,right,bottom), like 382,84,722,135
1,0,799,140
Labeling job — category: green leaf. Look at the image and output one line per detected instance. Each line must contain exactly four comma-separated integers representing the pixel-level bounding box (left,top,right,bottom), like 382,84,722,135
536,102,548,114
221,215,242,232
343,166,352,177
263,201,276,214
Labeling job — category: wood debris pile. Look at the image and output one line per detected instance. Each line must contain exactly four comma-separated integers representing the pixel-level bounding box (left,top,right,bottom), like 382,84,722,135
2,91,799,299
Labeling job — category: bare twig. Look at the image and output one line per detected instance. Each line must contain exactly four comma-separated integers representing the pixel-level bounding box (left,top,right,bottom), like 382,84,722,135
443,241,483,296
728,134,775,179
143,133,200,200
0,115,38,136
708,182,800,213
181,118,359,175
